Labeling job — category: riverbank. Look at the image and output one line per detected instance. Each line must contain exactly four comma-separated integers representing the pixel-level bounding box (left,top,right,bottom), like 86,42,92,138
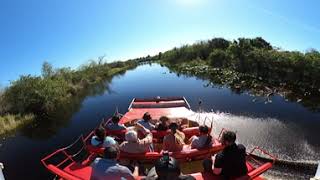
0,114,34,135
158,37,320,111
0,59,139,135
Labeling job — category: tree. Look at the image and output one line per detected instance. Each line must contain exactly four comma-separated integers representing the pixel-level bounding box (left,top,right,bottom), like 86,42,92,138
209,49,229,68
208,38,230,50
250,37,272,50
42,61,54,78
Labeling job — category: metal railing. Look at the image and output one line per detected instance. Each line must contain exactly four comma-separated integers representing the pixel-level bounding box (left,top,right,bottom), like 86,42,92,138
0,163,5,180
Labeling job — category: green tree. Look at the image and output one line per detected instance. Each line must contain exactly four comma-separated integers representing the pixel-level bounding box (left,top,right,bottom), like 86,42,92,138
250,37,272,50
209,49,230,68
208,38,230,50
41,61,54,78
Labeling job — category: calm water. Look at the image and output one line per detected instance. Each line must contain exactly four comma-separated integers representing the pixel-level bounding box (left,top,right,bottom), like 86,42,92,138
1,63,320,179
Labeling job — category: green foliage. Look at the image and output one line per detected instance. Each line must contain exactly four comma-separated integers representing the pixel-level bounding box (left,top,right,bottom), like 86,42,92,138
1,60,138,119
208,38,230,50
160,37,320,111
42,61,54,78
209,49,230,68
0,114,34,135
250,37,272,50
3,75,69,115
160,37,320,85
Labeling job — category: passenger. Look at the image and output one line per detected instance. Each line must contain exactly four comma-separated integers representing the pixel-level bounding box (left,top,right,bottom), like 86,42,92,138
145,155,195,180
120,123,153,153
105,114,127,131
175,118,189,129
155,116,170,131
189,125,213,149
91,126,117,148
91,145,138,180
163,123,185,152
137,112,155,130
213,131,248,179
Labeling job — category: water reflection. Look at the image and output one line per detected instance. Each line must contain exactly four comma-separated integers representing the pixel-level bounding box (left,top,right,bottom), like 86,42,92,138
165,63,320,112
18,69,133,139
0,63,319,180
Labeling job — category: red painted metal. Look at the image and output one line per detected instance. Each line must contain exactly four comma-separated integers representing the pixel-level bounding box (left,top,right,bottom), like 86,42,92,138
41,97,276,180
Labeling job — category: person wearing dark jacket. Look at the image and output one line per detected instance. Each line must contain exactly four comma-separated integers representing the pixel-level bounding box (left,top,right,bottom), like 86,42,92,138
213,130,248,180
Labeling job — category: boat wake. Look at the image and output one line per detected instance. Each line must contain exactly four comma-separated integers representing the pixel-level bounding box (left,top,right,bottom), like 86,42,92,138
187,111,319,170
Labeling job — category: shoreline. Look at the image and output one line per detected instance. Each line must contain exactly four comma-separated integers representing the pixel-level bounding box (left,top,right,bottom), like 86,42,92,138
0,60,139,136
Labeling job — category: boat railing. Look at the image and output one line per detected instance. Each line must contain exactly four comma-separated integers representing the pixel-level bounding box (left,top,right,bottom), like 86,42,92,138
128,96,191,109
41,135,88,170
248,146,277,164
246,146,277,179
217,128,227,140
182,96,191,109
0,163,5,180
311,162,320,180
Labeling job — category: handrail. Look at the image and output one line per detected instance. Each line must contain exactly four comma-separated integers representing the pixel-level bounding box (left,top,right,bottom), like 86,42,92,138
0,163,5,180
41,135,86,169
100,117,112,128
209,119,214,134
311,162,320,180
183,96,191,109
218,128,227,140
248,146,277,164
61,135,84,151
128,98,136,110
129,97,190,109
134,97,185,102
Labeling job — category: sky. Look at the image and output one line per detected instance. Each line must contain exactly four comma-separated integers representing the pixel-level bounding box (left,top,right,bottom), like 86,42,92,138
0,0,320,86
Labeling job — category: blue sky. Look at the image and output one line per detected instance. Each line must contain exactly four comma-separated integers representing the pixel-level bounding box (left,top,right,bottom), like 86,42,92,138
0,0,319,86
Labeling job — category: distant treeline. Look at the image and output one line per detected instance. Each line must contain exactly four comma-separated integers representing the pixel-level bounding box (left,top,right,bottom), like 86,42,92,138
160,37,320,85
157,37,320,110
0,59,138,134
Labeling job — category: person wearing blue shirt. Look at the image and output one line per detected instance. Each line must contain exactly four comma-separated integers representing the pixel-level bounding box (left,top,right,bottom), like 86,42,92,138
91,126,117,147
91,145,138,180
106,115,127,131
137,112,155,130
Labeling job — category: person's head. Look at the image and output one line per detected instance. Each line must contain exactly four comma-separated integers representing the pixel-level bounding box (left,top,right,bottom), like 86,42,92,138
199,125,209,135
202,158,213,173
221,130,236,146
111,115,121,124
169,122,179,133
104,145,120,160
159,116,169,125
143,112,152,122
94,126,106,141
155,156,181,179
125,130,138,142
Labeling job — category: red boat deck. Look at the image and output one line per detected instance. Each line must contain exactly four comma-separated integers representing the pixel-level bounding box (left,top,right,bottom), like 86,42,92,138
41,97,276,180
120,97,193,124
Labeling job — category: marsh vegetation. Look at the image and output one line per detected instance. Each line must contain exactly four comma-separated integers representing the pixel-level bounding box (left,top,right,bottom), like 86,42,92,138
158,37,320,111
0,59,138,135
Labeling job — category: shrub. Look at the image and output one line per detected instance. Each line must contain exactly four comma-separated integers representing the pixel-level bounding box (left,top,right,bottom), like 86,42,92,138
209,49,230,68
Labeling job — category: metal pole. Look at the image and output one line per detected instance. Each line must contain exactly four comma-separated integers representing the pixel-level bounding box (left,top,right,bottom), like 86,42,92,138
0,163,5,180
311,162,320,180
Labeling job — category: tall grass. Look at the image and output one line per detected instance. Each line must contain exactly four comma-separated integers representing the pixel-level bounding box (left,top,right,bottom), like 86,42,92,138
0,114,34,135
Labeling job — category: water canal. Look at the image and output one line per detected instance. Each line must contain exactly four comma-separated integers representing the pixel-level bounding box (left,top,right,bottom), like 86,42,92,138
0,63,319,179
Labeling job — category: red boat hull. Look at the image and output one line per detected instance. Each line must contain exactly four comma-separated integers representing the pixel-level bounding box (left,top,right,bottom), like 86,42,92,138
41,97,276,180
